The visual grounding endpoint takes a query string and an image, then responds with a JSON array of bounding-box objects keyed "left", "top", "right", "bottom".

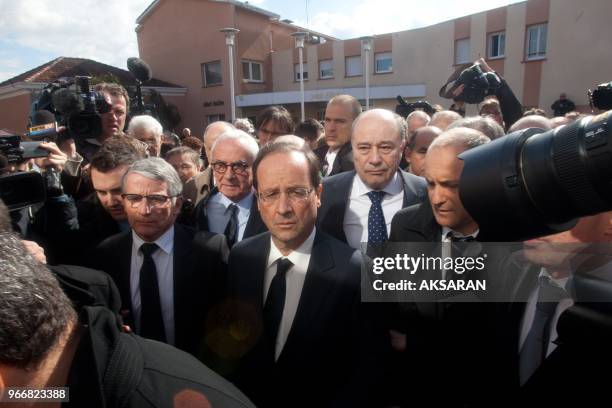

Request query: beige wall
[
  {"left": 0, "top": 93, "right": 31, "bottom": 134},
  {"left": 540, "top": 0, "right": 612, "bottom": 113}
]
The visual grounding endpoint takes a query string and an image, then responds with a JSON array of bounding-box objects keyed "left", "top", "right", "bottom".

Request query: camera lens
[{"left": 458, "top": 110, "right": 612, "bottom": 241}]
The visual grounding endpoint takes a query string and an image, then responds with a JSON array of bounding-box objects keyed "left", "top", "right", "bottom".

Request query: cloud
[
  {"left": 0, "top": 0, "right": 150, "bottom": 81},
  {"left": 296, "top": 0, "right": 521, "bottom": 39}
]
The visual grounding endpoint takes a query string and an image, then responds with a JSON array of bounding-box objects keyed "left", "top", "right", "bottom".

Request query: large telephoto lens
[{"left": 459, "top": 110, "right": 612, "bottom": 241}]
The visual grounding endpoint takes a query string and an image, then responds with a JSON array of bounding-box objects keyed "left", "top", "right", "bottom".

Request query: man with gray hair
[
  {"left": 184, "top": 121, "right": 235, "bottom": 204},
  {"left": 128, "top": 115, "right": 164, "bottom": 157},
  {"left": 429, "top": 110, "right": 462, "bottom": 130},
  {"left": 0, "top": 231, "right": 254, "bottom": 407},
  {"left": 94, "top": 157, "right": 228, "bottom": 354},
  {"left": 196, "top": 129, "right": 267, "bottom": 247},
  {"left": 318, "top": 109, "right": 427, "bottom": 249},
  {"left": 390, "top": 127, "right": 491, "bottom": 242},
  {"left": 406, "top": 110, "right": 431, "bottom": 134},
  {"left": 447, "top": 115, "right": 505, "bottom": 140}
]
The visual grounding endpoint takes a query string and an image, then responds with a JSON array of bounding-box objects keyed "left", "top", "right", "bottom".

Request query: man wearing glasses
[
  {"left": 195, "top": 129, "right": 267, "bottom": 247},
  {"left": 220, "top": 141, "right": 386, "bottom": 407},
  {"left": 94, "top": 157, "right": 228, "bottom": 356}
]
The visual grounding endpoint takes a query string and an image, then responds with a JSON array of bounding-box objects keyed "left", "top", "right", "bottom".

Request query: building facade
[{"left": 136, "top": 0, "right": 612, "bottom": 132}]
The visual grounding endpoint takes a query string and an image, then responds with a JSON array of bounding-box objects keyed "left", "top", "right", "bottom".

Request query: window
[
  {"left": 319, "top": 59, "right": 333, "bottom": 79},
  {"left": 455, "top": 38, "right": 470, "bottom": 64},
  {"left": 488, "top": 32, "right": 505, "bottom": 59},
  {"left": 375, "top": 52, "right": 392, "bottom": 73},
  {"left": 207, "top": 114, "right": 225, "bottom": 125},
  {"left": 241, "top": 60, "right": 263, "bottom": 82},
  {"left": 526, "top": 23, "right": 547, "bottom": 60},
  {"left": 294, "top": 63, "right": 308, "bottom": 81},
  {"left": 345, "top": 55, "right": 362, "bottom": 77},
  {"left": 202, "top": 61, "right": 222, "bottom": 87}
]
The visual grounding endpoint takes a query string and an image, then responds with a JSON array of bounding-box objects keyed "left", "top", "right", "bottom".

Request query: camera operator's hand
[
  {"left": 35, "top": 141, "right": 68, "bottom": 172},
  {"left": 476, "top": 57, "right": 494, "bottom": 73},
  {"left": 21, "top": 239, "right": 47, "bottom": 264},
  {"left": 56, "top": 126, "right": 79, "bottom": 160}
]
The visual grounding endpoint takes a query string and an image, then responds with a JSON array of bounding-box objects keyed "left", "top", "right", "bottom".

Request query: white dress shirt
[
  {"left": 440, "top": 227, "right": 479, "bottom": 279},
  {"left": 324, "top": 147, "right": 339, "bottom": 176},
  {"left": 207, "top": 191, "right": 253, "bottom": 241},
  {"left": 130, "top": 227, "right": 175, "bottom": 345},
  {"left": 519, "top": 268, "right": 574, "bottom": 356},
  {"left": 343, "top": 172, "right": 404, "bottom": 249},
  {"left": 264, "top": 227, "right": 316, "bottom": 360}
]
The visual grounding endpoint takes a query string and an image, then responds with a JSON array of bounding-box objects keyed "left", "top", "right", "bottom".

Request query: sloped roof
[{"left": 0, "top": 57, "right": 183, "bottom": 88}]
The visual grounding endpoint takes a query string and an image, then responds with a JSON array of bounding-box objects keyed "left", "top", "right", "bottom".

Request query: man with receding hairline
[{"left": 315, "top": 94, "right": 362, "bottom": 176}]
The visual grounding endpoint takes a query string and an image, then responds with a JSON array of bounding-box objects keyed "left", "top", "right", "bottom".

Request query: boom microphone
[{"left": 127, "top": 57, "right": 153, "bottom": 82}]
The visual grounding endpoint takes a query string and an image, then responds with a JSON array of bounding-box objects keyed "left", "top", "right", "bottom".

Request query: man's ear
[
  {"left": 173, "top": 196, "right": 184, "bottom": 215},
  {"left": 316, "top": 183, "right": 323, "bottom": 208}
]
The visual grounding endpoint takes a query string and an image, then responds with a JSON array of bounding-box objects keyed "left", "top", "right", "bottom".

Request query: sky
[{"left": 0, "top": 0, "right": 522, "bottom": 83}]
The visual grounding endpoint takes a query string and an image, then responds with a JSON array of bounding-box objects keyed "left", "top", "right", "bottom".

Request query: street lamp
[
  {"left": 220, "top": 27, "right": 240, "bottom": 122},
  {"left": 291, "top": 31, "right": 308, "bottom": 121},
  {"left": 360, "top": 36, "right": 374, "bottom": 110}
]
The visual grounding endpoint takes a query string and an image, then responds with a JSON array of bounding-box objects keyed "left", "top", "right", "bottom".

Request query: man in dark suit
[
  {"left": 94, "top": 157, "right": 227, "bottom": 356},
  {"left": 220, "top": 141, "right": 387, "bottom": 407},
  {"left": 318, "top": 109, "right": 427, "bottom": 249},
  {"left": 195, "top": 129, "right": 267, "bottom": 246},
  {"left": 314, "top": 94, "right": 362, "bottom": 176}
]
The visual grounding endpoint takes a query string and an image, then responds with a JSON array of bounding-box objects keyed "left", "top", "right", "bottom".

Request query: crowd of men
[{"left": 1, "top": 57, "right": 611, "bottom": 408}]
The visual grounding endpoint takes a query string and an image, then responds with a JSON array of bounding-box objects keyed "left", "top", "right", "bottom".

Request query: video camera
[
  {"left": 33, "top": 76, "right": 111, "bottom": 140},
  {"left": 127, "top": 57, "right": 156, "bottom": 117},
  {"left": 589, "top": 82, "right": 612, "bottom": 111},
  {"left": 439, "top": 62, "right": 502, "bottom": 104},
  {"left": 395, "top": 96, "right": 436, "bottom": 117},
  {"left": 458, "top": 110, "right": 612, "bottom": 242}
]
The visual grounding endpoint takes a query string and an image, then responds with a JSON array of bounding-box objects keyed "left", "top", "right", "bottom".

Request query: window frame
[
  {"left": 345, "top": 55, "right": 362, "bottom": 77},
  {"left": 525, "top": 23, "right": 548, "bottom": 61},
  {"left": 455, "top": 38, "right": 471, "bottom": 65},
  {"left": 241, "top": 60, "right": 264, "bottom": 83},
  {"left": 202, "top": 60, "right": 223, "bottom": 87},
  {"left": 487, "top": 31, "right": 506, "bottom": 59},
  {"left": 318, "top": 59, "right": 334, "bottom": 79},
  {"left": 374, "top": 52, "right": 392, "bottom": 74},
  {"left": 294, "top": 63, "right": 309, "bottom": 82}
]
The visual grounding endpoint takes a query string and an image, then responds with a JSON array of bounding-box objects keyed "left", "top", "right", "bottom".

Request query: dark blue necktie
[
  {"left": 139, "top": 243, "right": 166, "bottom": 343},
  {"left": 224, "top": 203, "right": 239, "bottom": 248},
  {"left": 367, "top": 191, "right": 387, "bottom": 246}
]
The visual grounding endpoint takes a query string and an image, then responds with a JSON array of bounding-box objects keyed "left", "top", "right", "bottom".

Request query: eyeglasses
[
  {"left": 257, "top": 187, "right": 313, "bottom": 205},
  {"left": 121, "top": 194, "right": 175, "bottom": 208},
  {"left": 211, "top": 160, "right": 250, "bottom": 174}
]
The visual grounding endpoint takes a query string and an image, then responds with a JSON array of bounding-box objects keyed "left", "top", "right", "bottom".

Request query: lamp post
[
  {"left": 360, "top": 36, "right": 374, "bottom": 110},
  {"left": 291, "top": 31, "right": 308, "bottom": 121},
  {"left": 220, "top": 28, "right": 240, "bottom": 122}
]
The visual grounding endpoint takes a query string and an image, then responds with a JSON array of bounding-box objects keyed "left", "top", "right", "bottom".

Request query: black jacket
[{"left": 314, "top": 142, "right": 354, "bottom": 176}]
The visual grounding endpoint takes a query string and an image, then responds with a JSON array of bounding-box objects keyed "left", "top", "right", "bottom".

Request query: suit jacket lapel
[
  {"left": 196, "top": 186, "right": 219, "bottom": 231},
  {"left": 243, "top": 195, "right": 267, "bottom": 238},
  {"left": 278, "top": 232, "right": 336, "bottom": 361},
  {"left": 115, "top": 231, "right": 134, "bottom": 323},
  {"left": 400, "top": 170, "right": 426, "bottom": 207}
]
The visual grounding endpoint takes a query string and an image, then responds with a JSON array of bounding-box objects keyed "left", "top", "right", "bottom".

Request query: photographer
[
  {"left": 75, "top": 82, "right": 129, "bottom": 163},
  {"left": 1, "top": 140, "right": 79, "bottom": 264}
]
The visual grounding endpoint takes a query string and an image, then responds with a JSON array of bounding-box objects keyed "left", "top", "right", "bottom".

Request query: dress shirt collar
[
  {"left": 267, "top": 227, "right": 316, "bottom": 269},
  {"left": 351, "top": 171, "right": 403, "bottom": 199},
  {"left": 539, "top": 267, "right": 571, "bottom": 291},
  {"left": 215, "top": 190, "right": 254, "bottom": 211},
  {"left": 442, "top": 226, "right": 479, "bottom": 242},
  {"left": 132, "top": 225, "right": 174, "bottom": 255}
]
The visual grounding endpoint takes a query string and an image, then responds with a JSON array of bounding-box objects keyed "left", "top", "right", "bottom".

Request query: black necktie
[
  {"left": 263, "top": 258, "right": 293, "bottom": 360},
  {"left": 139, "top": 243, "right": 166, "bottom": 342},
  {"left": 519, "top": 276, "right": 568, "bottom": 385},
  {"left": 224, "top": 203, "right": 239, "bottom": 248},
  {"left": 367, "top": 191, "right": 388, "bottom": 246}
]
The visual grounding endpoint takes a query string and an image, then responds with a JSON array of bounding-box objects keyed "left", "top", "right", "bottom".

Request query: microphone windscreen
[
  {"left": 127, "top": 57, "right": 153, "bottom": 82},
  {"left": 52, "top": 89, "right": 84, "bottom": 114},
  {"left": 31, "top": 110, "right": 56, "bottom": 126}
]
